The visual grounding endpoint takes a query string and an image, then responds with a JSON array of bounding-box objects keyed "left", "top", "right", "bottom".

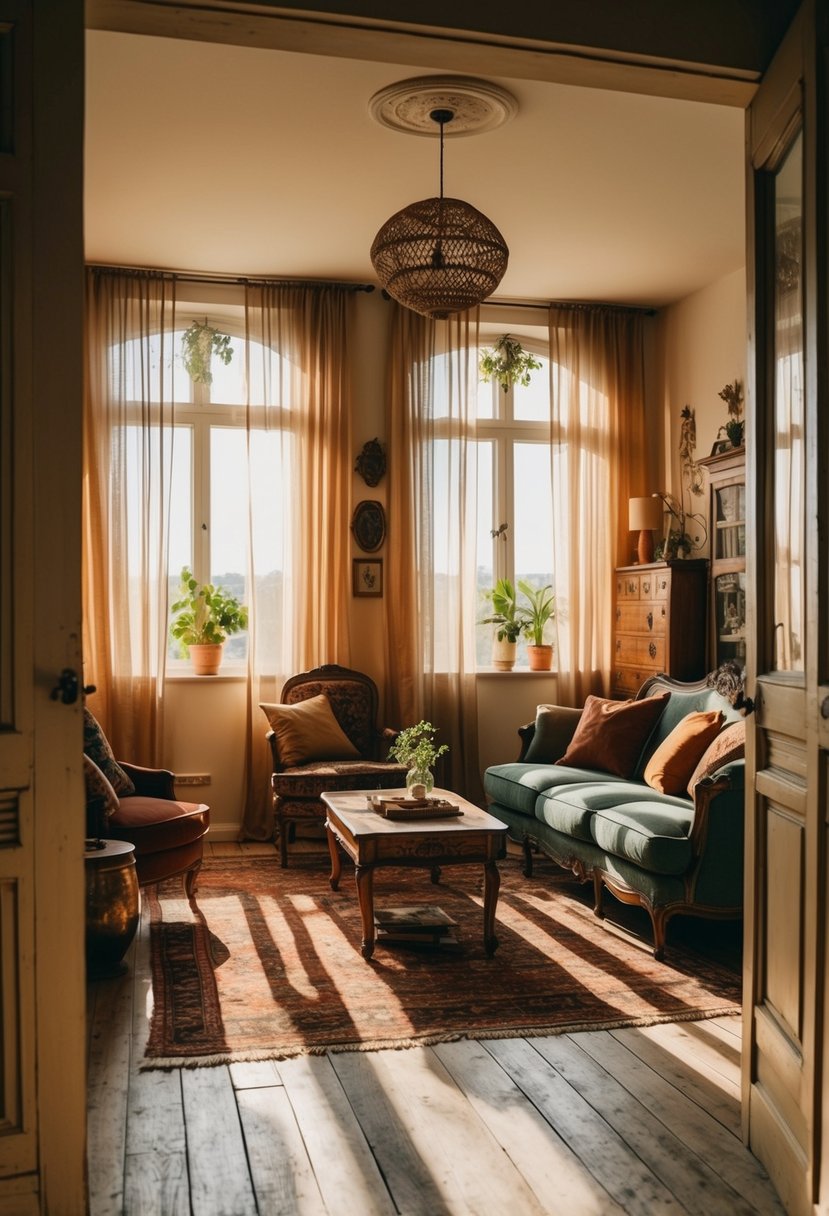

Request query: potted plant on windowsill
[
  {"left": 479, "top": 578, "right": 524, "bottom": 671},
  {"left": 518, "top": 579, "right": 556, "bottom": 671},
  {"left": 170, "top": 567, "right": 248, "bottom": 675}
]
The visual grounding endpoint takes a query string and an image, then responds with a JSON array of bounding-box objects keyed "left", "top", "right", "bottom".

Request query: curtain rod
[
  {"left": 86, "top": 263, "right": 375, "bottom": 293},
  {"left": 483, "top": 297, "right": 657, "bottom": 317}
]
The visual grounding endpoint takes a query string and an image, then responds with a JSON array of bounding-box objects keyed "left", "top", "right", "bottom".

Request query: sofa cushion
[
  {"left": 83, "top": 707, "right": 136, "bottom": 796},
  {"left": 272, "top": 760, "right": 405, "bottom": 799},
  {"left": 643, "top": 709, "right": 725, "bottom": 795},
  {"left": 109, "top": 796, "right": 209, "bottom": 856},
  {"left": 589, "top": 798, "right": 694, "bottom": 874},
  {"left": 524, "top": 705, "right": 583, "bottom": 762},
  {"left": 260, "top": 694, "right": 360, "bottom": 767},
  {"left": 687, "top": 719, "right": 746, "bottom": 794},
  {"left": 535, "top": 780, "right": 638, "bottom": 841},
  {"left": 556, "top": 692, "right": 669, "bottom": 778},
  {"left": 484, "top": 762, "right": 620, "bottom": 818}
]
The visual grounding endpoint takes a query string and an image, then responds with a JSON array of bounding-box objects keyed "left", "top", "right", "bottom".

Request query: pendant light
[{"left": 370, "top": 106, "right": 509, "bottom": 320}]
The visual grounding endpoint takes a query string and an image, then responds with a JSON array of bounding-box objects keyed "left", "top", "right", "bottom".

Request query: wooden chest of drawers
[{"left": 612, "top": 559, "right": 708, "bottom": 698}]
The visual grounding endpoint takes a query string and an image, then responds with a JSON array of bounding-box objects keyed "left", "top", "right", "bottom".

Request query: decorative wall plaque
[
  {"left": 351, "top": 500, "right": 386, "bottom": 552},
  {"left": 355, "top": 438, "right": 386, "bottom": 486}
]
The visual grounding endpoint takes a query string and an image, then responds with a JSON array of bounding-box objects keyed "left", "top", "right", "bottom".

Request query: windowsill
[
  {"left": 476, "top": 668, "right": 558, "bottom": 676},
  {"left": 164, "top": 671, "right": 247, "bottom": 683}
]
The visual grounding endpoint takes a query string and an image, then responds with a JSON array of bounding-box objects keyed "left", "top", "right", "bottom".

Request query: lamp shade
[
  {"left": 629, "top": 497, "right": 663, "bottom": 532},
  {"left": 370, "top": 196, "right": 509, "bottom": 320}
]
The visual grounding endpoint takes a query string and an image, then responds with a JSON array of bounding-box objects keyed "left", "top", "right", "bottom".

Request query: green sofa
[{"left": 483, "top": 674, "right": 745, "bottom": 959}]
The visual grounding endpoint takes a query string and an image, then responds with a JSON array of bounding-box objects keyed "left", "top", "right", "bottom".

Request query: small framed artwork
[{"left": 353, "top": 558, "right": 383, "bottom": 597}]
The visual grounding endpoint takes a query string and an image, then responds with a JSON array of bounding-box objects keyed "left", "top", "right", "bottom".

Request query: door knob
[{"left": 50, "top": 668, "right": 96, "bottom": 705}]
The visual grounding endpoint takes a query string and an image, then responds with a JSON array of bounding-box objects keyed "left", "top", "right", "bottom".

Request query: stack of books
[{"left": 374, "top": 905, "right": 460, "bottom": 949}]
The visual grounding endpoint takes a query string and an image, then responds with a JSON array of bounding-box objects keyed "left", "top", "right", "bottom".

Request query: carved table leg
[
  {"left": 355, "top": 864, "right": 376, "bottom": 960},
  {"left": 326, "top": 826, "right": 342, "bottom": 892},
  {"left": 483, "top": 860, "right": 501, "bottom": 957}
]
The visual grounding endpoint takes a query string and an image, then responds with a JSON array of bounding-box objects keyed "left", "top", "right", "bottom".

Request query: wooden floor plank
[
  {"left": 573, "top": 1029, "right": 782, "bottom": 1214},
  {"left": 277, "top": 1053, "right": 396, "bottom": 1216},
  {"left": 609, "top": 1024, "right": 741, "bottom": 1134},
  {"left": 643, "top": 1019, "right": 741, "bottom": 1088},
  {"left": 537, "top": 1031, "right": 774, "bottom": 1216},
  {"left": 230, "top": 1059, "right": 283, "bottom": 1090},
  {"left": 182, "top": 1066, "right": 258, "bottom": 1216},
  {"left": 484, "top": 1037, "right": 685, "bottom": 1215},
  {"left": 237, "top": 1085, "right": 328, "bottom": 1216},
  {"left": 123, "top": 1150, "right": 190, "bottom": 1216},
  {"left": 86, "top": 958, "right": 134, "bottom": 1216},
  {"left": 333, "top": 1045, "right": 549, "bottom": 1216},
  {"left": 434, "top": 1038, "right": 627, "bottom": 1216}
]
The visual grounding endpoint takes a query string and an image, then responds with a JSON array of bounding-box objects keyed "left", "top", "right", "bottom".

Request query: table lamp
[{"left": 629, "top": 496, "right": 663, "bottom": 564}]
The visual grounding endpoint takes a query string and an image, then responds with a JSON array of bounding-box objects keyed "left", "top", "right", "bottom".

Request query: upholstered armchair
[
  {"left": 83, "top": 709, "right": 209, "bottom": 899},
  {"left": 260, "top": 664, "right": 406, "bottom": 866}
]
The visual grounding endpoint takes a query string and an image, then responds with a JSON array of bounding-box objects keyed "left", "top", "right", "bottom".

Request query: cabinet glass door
[
  {"left": 714, "top": 570, "right": 746, "bottom": 663},
  {"left": 714, "top": 483, "right": 746, "bottom": 559}
]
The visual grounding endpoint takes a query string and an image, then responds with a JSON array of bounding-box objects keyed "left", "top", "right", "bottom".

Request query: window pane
[
  {"left": 514, "top": 442, "right": 554, "bottom": 665},
  {"left": 208, "top": 334, "right": 246, "bottom": 405},
  {"left": 772, "top": 130, "right": 804, "bottom": 672},
  {"left": 476, "top": 373, "right": 495, "bottom": 419},
  {"left": 513, "top": 355, "right": 549, "bottom": 421},
  {"left": 475, "top": 442, "right": 494, "bottom": 668},
  {"left": 114, "top": 332, "right": 177, "bottom": 403}
]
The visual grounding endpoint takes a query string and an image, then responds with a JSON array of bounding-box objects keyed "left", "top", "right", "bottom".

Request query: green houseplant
[
  {"left": 181, "top": 320, "right": 234, "bottom": 386},
  {"left": 716, "top": 379, "right": 744, "bottom": 449},
  {"left": 388, "top": 720, "right": 449, "bottom": 798},
  {"left": 170, "top": 567, "right": 248, "bottom": 675},
  {"left": 479, "top": 578, "right": 524, "bottom": 670},
  {"left": 479, "top": 335, "right": 542, "bottom": 392},
  {"left": 518, "top": 579, "right": 556, "bottom": 670}
]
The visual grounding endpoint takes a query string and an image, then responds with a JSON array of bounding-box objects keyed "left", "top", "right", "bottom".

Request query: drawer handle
[
  {"left": 661, "top": 606, "right": 666, "bottom": 620},
  {"left": 616, "top": 639, "right": 621, "bottom": 652},
  {"left": 649, "top": 642, "right": 657, "bottom": 659},
  {"left": 642, "top": 580, "right": 651, "bottom": 595},
  {"left": 646, "top": 612, "right": 653, "bottom": 630},
  {"left": 628, "top": 580, "right": 636, "bottom": 594},
  {"left": 616, "top": 608, "right": 621, "bottom": 621}
]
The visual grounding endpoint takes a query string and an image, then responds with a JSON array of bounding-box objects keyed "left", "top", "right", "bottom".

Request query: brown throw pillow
[
  {"left": 686, "top": 719, "right": 746, "bottom": 795},
  {"left": 643, "top": 709, "right": 725, "bottom": 795},
  {"left": 260, "top": 693, "right": 360, "bottom": 768},
  {"left": 555, "top": 691, "right": 670, "bottom": 779},
  {"left": 524, "top": 704, "right": 584, "bottom": 763}
]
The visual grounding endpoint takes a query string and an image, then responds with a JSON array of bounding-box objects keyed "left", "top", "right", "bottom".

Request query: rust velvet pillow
[
  {"left": 643, "top": 709, "right": 725, "bottom": 795},
  {"left": 686, "top": 719, "right": 746, "bottom": 795},
  {"left": 259, "top": 693, "right": 360, "bottom": 768},
  {"left": 555, "top": 691, "right": 670, "bottom": 779}
]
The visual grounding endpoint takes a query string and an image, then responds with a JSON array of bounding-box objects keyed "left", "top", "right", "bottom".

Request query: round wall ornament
[{"left": 351, "top": 500, "right": 386, "bottom": 552}]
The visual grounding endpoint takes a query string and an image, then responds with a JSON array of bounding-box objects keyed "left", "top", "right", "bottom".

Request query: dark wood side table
[{"left": 321, "top": 788, "right": 508, "bottom": 961}]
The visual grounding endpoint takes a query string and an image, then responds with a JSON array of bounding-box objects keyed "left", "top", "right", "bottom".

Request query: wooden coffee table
[{"left": 322, "top": 788, "right": 508, "bottom": 960}]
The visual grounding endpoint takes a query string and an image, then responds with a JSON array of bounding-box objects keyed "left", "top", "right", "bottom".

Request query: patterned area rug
[{"left": 143, "top": 853, "right": 741, "bottom": 1068}]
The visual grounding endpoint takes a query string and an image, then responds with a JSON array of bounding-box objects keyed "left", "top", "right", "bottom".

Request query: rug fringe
[{"left": 139, "top": 1005, "right": 739, "bottom": 1071}]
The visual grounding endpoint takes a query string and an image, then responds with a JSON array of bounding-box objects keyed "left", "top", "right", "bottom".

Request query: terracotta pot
[
  {"left": 492, "top": 637, "right": 517, "bottom": 671},
  {"left": 189, "top": 642, "right": 224, "bottom": 676},
  {"left": 527, "top": 644, "right": 554, "bottom": 672}
]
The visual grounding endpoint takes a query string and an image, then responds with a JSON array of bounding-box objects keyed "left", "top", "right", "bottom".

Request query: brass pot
[{"left": 85, "top": 839, "right": 140, "bottom": 979}]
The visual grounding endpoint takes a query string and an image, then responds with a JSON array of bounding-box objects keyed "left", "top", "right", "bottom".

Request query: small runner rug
[{"left": 143, "top": 852, "right": 741, "bottom": 1069}]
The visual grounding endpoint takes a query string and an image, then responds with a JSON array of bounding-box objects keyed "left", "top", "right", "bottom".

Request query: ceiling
[{"left": 85, "top": 28, "right": 747, "bottom": 309}]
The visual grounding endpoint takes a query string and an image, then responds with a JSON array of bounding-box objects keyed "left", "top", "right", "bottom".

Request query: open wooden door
[
  {"left": 0, "top": 2, "right": 86, "bottom": 1211},
  {"left": 743, "top": 2, "right": 828, "bottom": 1211}
]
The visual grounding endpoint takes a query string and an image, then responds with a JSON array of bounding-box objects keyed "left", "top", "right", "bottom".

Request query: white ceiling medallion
[{"left": 369, "top": 75, "right": 518, "bottom": 137}]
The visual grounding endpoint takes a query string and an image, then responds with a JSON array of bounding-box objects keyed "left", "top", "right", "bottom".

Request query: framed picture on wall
[{"left": 353, "top": 558, "right": 383, "bottom": 597}]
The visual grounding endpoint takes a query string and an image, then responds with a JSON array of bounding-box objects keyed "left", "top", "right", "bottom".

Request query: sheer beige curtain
[
  {"left": 384, "top": 303, "right": 483, "bottom": 801},
  {"left": 83, "top": 268, "right": 177, "bottom": 759},
  {"left": 548, "top": 304, "right": 646, "bottom": 704},
  {"left": 240, "top": 284, "right": 353, "bottom": 839}
]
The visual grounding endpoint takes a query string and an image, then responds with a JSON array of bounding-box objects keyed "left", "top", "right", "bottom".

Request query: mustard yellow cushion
[
  {"left": 260, "top": 694, "right": 360, "bottom": 768},
  {"left": 556, "top": 692, "right": 669, "bottom": 779},
  {"left": 644, "top": 709, "right": 725, "bottom": 795},
  {"left": 686, "top": 719, "right": 746, "bottom": 795}
]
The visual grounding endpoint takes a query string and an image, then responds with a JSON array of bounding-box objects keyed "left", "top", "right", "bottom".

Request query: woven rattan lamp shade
[{"left": 370, "top": 195, "right": 509, "bottom": 320}]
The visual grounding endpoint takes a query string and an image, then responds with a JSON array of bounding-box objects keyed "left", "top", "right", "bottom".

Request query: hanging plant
[
  {"left": 479, "top": 334, "right": 542, "bottom": 392},
  {"left": 181, "top": 319, "right": 234, "bottom": 385}
]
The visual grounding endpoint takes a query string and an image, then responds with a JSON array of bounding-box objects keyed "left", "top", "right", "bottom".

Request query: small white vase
[{"left": 492, "top": 637, "right": 517, "bottom": 671}]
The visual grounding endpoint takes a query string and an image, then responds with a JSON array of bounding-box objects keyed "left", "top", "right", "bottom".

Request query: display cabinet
[{"left": 698, "top": 447, "right": 746, "bottom": 669}]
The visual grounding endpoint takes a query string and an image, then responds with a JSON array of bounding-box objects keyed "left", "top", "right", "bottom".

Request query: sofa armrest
[
  {"left": 689, "top": 759, "right": 745, "bottom": 861},
  {"left": 119, "top": 761, "right": 177, "bottom": 800}
]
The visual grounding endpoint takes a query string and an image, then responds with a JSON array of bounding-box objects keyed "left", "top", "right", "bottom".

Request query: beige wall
[
  {"left": 655, "top": 266, "right": 747, "bottom": 556},
  {"left": 165, "top": 275, "right": 748, "bottom": 836}
]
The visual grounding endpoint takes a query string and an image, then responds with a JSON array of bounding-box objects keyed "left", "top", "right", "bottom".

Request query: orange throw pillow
[
  {"left": 643, "top": 709, "right": 725, "bottom": 795},
  {"left": 555, "top": 692, "right": 669, "bottom": 779},
  {"left": 259, "top": 694, "right": 360, "bottom": 767}
]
